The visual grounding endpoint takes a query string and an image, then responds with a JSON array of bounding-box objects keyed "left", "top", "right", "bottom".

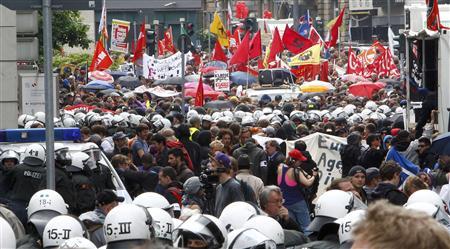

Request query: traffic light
[
  {"left": 146, "top": 29, "right": 155, "bottom": 55},
  {"left": 177, "top": 34, "right": 194, "bottom": 53},
  {"left": 186, "top": 22, "right": 195, "bottom": 36}
]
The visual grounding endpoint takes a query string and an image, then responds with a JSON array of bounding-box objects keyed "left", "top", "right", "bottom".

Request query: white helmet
[
  {"left": 212, "top": 111, "right": 224, "bottom": 121},
  {"left": 349, "top": 114, "right": 364, "bottom": 125},
  {"left": 173, "top": 214, "right": 228, "bottom": 249},
  {"left": 308, "top": 190, "right": 356, "bottom": 232},
  {"left": 365, "top": 101, "right": 378, "bottom": 111},
  {"left": 307, "top": 110, "right": 321, "bottom": 122},
  {"left": 395, "top": 106, "right": 403, "bottom": 114},
  {"left": 101, "top": 114, "right": 113, "bottom": 128},
  {"left": 133, "top": 192, "right": 171, "bottom": 210},
  {"left": 172, "top": 218, "right": 183, "bottom": 230},
  {"left": 74, "top": 112, "right": 87, "bottom": 126},
  {"left": 34, "top": 111, "right": 46, "bottom": 123},
  {"left": 43, "top": 215, "right": 87, "bottom": 248},
  {"left": 262, "top": 107, "right": 273, "bottom": 115},
  {"left": 28, "top": 189, "right": 68, "bottom": 218},
  {"left": 103, "top": 204, "right": 153, "bottom": 245},
  {"left": 377, "top": 105, "right": 392, "bottom": 115},
  {"left": 187, "top": 110, "right": 199, "bottom": 120},
  {"left": 234, "top": 111, "right": 245, "bottom": 122},
  {"left": 253, "top": 110, "right": 263, "bottom": 120},
  {"left": 202, "top": 114, "right": 213, "bottom": 122},
  {"left": 18, "top": 114, "right": 36, "bottom": 127},
  {"left": 0, "top": 149, "right": 20, "bottom": 165},
  {"left": 227, "top": 228, "right": 276, "bottom": 249},
  {"left": 406, "top": 189, "right": 449, "bottom": 215},
  {"left": 68, "top": 152, "right": 90, "bottom": 172},
  {"left": 111, "top": 115, "right": 128, "bottom": 127},
  {"left": 334, "top": 210, "right": 366, "bottom": 245},
  {"left": 23, "top": 144, "right": 46, "bottom": 166},
  {"left": 54, "top": 117, "right": 63, "bottom": 128},
  {"left": 147, "top": 207, "right": 173, "bottom": 241},
  {"left": 343, "top": 104, "right": 357, "bottom": 116},
  {"left": 57, "top": 237, "right": 97, "bottom": 249},
  {"left": 0, "top": 217, "right": 15, "bottom": 249},
  {"left": 219, "top": 202, "right": 260, "bottom": 231},
  {"left": 119, "top": 111, "right": 131, "bottom": 121},
  {"left": 331, "top": 107, "right": 348, "bottom": 119},
  {"left": 241, "top": 116, "right": 255, "bottom": 126},
  {"left": 218, "top": 116, "right": 233, "bottom": 124},
  {"left": 128, "top": 114, "right": 142, "bottom": 128},
  {"left": 61, "top": 117, "right": 76, "bottom": 128},
  {"left": 27, "top": 189, "right": 68, "bottom": 237},
  {"left": 360, "top": 109, "right": 373, "bottom": 119},
  {"left": 405, "top": 202, "right": 450, "bottom": 231},
  {"left": 320, "top": 110, "right": 333, "bottom": 121},
  {"left": 242, "top": 216, "right": 284, "bottom": 246},
  {"left": 223, "top": 111, "right": 234, "bottom": 118},
  {"left": 153, "top": 118, "right": 171, "bottom": 131},
  {"left": 150, "top": 114, "right": 163, "bottom": 123},
  {"left": 369, "top": 112, "right": 386, "bottom": 120},
  {"left": 25, "top": 120, "right": 44, "bottom": 129}
]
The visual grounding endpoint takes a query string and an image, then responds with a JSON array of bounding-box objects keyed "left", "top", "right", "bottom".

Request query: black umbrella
[
  {"left": 154, "top": 77, "right": 188, "bottom": 86},
  {"left": 430, "top": 132, "right": 450, "bottom": 156},
  {"left": 204, "top": 100, "right": 233, "bottom": 110},
  {"left": 234, "top": 104, "right": 251, "bottom": 112},
  {"left": 118, "top": 76, "right": 140, "bottom": 90}
]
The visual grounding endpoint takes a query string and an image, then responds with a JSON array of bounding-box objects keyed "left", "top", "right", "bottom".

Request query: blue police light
[{"left": 0, "top": 128, "right": 81, "bottom": 143}]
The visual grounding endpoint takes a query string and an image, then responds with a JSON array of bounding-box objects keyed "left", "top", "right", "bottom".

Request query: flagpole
[
  {"left": 405, "top": 35, "right": 410, "bottom": 132},
  {"left": 208, "top": 12, "right": 212, "bottom": 53}
]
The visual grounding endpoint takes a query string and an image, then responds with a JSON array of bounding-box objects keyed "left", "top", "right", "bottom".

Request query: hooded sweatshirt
[
  {"left": 340, "top": 133, "right": 362, "bottom": 177},
  {"left": 233, "top": 142, "right": 268, "bottom": 184}
]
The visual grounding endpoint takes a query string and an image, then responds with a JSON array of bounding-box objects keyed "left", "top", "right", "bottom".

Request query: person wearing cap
[
  {"left": 348, "top": 166, "right": 368, "bottom": 204},
  {"left": 182, "top": 176, "right": 206, "bottom": 212},
  {"left": 278, "top": 149, "right": 318, "bottom": 233},
  {"left": 105, "top": 131, "right": 129, "bottom": 159},
  {"left": 79, "top": 189, "right": 124, "bottom": 247},
  {"left": 363, "top": 167, "right": 380, "bottom": 203},
  {"left": 235, "top": 154, "right": 264, "bottom": 202},
  {"left": 212, "top": 152, "right": 245, "bottom": 216}
]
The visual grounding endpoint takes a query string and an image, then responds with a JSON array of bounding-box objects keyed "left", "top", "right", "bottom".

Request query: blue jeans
[{"left": 286, "top": 200, "right": 311, "bottom": 234}]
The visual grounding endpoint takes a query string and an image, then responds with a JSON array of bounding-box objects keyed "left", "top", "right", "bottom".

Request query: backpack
[
  {"left": 293, "top": 167, "right": 318, "bottom": 208},
  {"left": 237, "top": 179, "right": 257, "bottom": 205}
]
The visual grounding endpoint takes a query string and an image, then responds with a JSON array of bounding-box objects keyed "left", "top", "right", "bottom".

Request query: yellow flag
[
  {"left": 210, "top": 12, "right": 229, "bottom": 47},
  {"left": 289, "top": 44, "right": 321, "bottom": 67},
  {"left": 263, "top": 41, "right": 271, "bottom": 68}
]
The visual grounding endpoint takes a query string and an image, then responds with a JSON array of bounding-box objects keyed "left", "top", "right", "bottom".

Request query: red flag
[
  {"left": 195, "top": 75, "right": 204, "bottom": 107},
  {"left": 347, "top": 47, "right": 363, "bottom": 75},
  {"left": 291, "top": 65, "right": 320, "bottom": 81},
  {"left": 164, "top": 26, "right": 177, "bottom": 53},
  {"left": 427, "top": 0, "right": 450, "bottom": 31},
  {"left": 282, "top": 25, "right": 314, "bottom": 54},
  {"left": 309, "top": 26, "right": 324, "bottom": 47},
  {"left": 89, "top": 40, "right": 113, "bottom": 72},
  {"left": 268, "top": 27, "right": 283, "bottom": 63},
  {"left": 326, "top": 7, "right": 346, "bottom": 48},
  {"left": 229, "top": 32, "right": 250, "bottom": 65},
  {"left": 320, "top": 60, "right": 329, "bottom": 82},
  {"left": 378, "top": 49, "right": 400, "bottom": 78},
  {"left": 212, "top": 41, "right": 228, "bottom": 62},
  {"left": 132, "top": 21, "right": 146, "bottom": 62},
  {"left": 158, "top": 40, "right": 166, "bottom": 56},
  {"left": 249, "top": 31, "right": 262, "bottom": 59}
]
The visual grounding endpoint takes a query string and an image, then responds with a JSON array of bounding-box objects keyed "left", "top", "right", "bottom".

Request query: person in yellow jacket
[{"left": 189, "top": 116, "right": 201, "bottom": 141}]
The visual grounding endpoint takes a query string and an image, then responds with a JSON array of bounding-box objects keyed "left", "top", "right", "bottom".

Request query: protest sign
[
  {"left": 214, "top": 70, "right": 230, "bottom": 91},
  {"left": 286, "top": 133, "right": 346, "bottom": 197},
  {"left": 111, "top": 19, "right": 130, "bottom": 53},
  {"left": 143, "top": 52, "right": 191, "bottom": 80}
]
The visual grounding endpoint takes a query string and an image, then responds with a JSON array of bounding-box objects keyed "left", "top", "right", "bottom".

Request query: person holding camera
[
  {"left": 212, "top": 152, "right": 245, "bottom": 217},
  {"left": 277, "top": 149, "right": 318, "bottom": 234}
]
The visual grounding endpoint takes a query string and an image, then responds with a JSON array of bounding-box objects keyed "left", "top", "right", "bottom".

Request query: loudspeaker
[{"left": 258, "top": 69, "right": 294, "bottom": 86}]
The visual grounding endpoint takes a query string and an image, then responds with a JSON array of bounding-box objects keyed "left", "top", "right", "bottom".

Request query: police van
[{"left": 0, "top": 128, "right": 132, "bottom": 203}]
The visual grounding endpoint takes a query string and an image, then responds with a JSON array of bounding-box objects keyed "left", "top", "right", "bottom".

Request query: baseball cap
[
  {"left": 183, "top": 176, "right": 203, "bottom": 195},
  {"left": 288, "top": 149, "right": 307, "bottom": 162},
  {"left": 112, "top": 131, "right": 127, "bottom": 141},
  {"left": 96, "top": 189, "right": 124, "bottom": 206},
  {"left": 214, "top": 152, "right": 231, "bottom": 168}
]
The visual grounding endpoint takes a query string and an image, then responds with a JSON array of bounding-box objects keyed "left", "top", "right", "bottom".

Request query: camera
[{"left": 199, "top": 168, "right": 219, "bottom": 185}]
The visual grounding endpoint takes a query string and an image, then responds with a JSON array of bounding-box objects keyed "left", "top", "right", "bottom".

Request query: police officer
[
  {"left": 0, "top": 149, "right": 20, "bottom": 198},
  {"left": 5, "top": 144, "right": 46, "bottom": 223},
  {"left": 40, "top": 143, "right": 76, "bottom": 213},
  {"left": 67, "top": 151, "right": 96, "bottom": 216},
  {"left": 82, "top": 144, "right": 115, "bottom": 193}
]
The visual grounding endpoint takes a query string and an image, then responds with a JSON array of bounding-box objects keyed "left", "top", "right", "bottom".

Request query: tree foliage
[{"left": 39, "top": 10, "right": 92, "bottom": 51}]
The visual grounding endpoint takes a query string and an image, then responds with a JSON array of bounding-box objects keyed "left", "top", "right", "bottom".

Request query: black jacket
[
  {"left": 71, "top": 172, "right": 96, "bottom": 215},
  {"left": 40, "top": 165, "right": 76, "bottom": 212},
  {"left": 371, "top": 182, "right": 408, "bottom": 206},
  {"left": 90, "top": 163, "right": 115, "bottom": 193},
  {"left": 340, "top": 133, "right": 363, "bottom": 177},
  {"left": 6, "top": 163, "right": 45, "bottom": 203},
  {"left": 267, "top": 151, "right": 285, "bottom": 186},
  {"left": 360, "top": 147, "right": 385, "bottom": 169},
  {"left": 418, "top": 149, "right": 438, "bottom": 170},
  {"left": 180, "top": 138, "right": 202, "bottom": 175}
]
